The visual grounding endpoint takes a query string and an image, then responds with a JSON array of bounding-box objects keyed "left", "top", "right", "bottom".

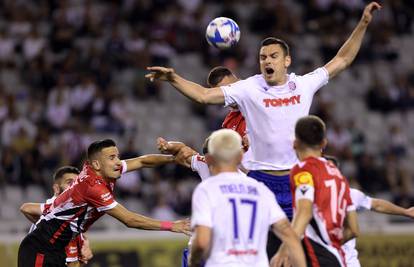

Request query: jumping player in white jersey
[
  {"left": 323, "top": 155, "right": 414, "bottom": 267},
  {"left": 190, "top": 129, "right": 306, "bottom": 267},
  {"left": 146, "top": 1, "right": 381, "bottom": 256}
]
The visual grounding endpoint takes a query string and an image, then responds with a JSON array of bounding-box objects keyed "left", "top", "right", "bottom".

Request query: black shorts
[
  {"left": 18, "top": 232, "right": 66, "bottom": 267},
  {"left": 302, "top": 237, "right": 342, "bottom": 267}
]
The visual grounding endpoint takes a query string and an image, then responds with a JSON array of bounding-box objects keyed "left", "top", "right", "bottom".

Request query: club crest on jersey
[
  {"left": 294, "top": 171, "right": 314, "bottom": 187},
  {"left": 288, "top": 81, "right": 296, "bottom": 91}
]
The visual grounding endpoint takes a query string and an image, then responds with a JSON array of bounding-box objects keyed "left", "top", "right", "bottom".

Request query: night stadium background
[{"left": 0, "top": 0, "right": 413, "bottom": 266}]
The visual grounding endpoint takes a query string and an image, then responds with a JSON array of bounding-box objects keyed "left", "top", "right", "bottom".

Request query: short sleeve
[
  {"left": 350, "top": 188, "right": 372, "bottom": 211},
  {"left": 121, "top": 160, "right": 128, "bottom": 174},
  {"left": 291, "top": 167, "right": 316, "bottom": 202},
  {"left": 300, "top": 67, "right": 329, "bottom": 95},
  {"left": 191, "top": 155, "right": 211, "bottom": 180},
  {"left": 85, "top": 183, "right": 118, "bottom": 212},
  {"left": 65, "top": 238, "right": 79, "bottom": 263},
  {"left": 263, "top": 185, "right": 287, "bottom": 225},
  {"left": 191, "top": 185, "right": 213, "bottom": 228},
  {"left": 220, "top": 79, "right": 249, "bottom": 107}
]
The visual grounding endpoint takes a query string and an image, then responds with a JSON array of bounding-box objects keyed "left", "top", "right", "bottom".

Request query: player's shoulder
[
  {"left": 226, "top": 74, "right": 262, "bottom": 87},
  {"left": 296, "top": 67, "right": 328, "bottom": 79},
  {"left": 292, "top": 157, "right": 322, "bottom": 173}
]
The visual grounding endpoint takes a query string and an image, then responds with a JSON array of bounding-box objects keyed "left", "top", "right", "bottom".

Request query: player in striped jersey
[
  {"left": 18, "top": 139, "right": 190, "bottom": 267},
  {"left": 323, "top": 155, "right": 414, "bottom": 267},
  {"left": 272, "top": 116, "right": 359, "bottom": 267},
  {"left": 20, "top": 166, "right": 92, "bottom": 267}
]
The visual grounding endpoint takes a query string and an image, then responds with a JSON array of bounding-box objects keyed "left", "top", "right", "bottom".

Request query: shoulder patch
[{"left": 294, "top": 171, "right": 314, "bottom": 187}]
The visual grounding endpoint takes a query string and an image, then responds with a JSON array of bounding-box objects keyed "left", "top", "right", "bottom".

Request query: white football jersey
[
  {"left": 191, "top": 172, "right": 287, "bottom": 267},
  {"left": 221, "top": 68, "right": 329, "bottom": 170},
  {"left": 342, "top": 188, "right": 372, "bottom": 267}
]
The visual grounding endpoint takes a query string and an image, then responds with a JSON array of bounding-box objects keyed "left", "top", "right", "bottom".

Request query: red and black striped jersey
[{"left": 290, "top": 157, "right": 355, "bottom": 266}]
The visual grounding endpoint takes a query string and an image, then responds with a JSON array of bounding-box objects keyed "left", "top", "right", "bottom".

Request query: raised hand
[
  {"left": 157, "top": 137, "right": 170, "bottom": 154},
  {"left": 360, "top": 2, "right": 381, "bottom": 25},
  {"left": 172, "top": 218, "right": 192, "bottom": 236},
  {"left": 146, "top": 66, "right": 176, "bottom": 82}
]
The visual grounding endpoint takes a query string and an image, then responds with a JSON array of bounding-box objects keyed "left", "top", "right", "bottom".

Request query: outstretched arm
[
  {"left": 20, "top": 203, "right": 42, "bottom": 223},
  {"left": 157, "top": 137, "right": 186, "bottom": 155},
  {"left": 371, "top": 199, "right": 414, "bottom": 218},
  {"left": 324, "top": 2, "right": 381, "bottom": 78},
  {"left": 157, "top": 137, "right": 198, "bottom": 168},
  {"left": 146, "top": 67, "right": 224, "bottom": 105},
  {"left": 125, "top": 154, "right": 175, "bottom": 172},
  {"left": 105, "top": 203, "right": 191, "bottom": 235}
]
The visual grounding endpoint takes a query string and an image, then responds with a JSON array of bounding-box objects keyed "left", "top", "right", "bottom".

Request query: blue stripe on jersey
[{"left": 247, "top": 171, "right": 293, "bottom": 220}]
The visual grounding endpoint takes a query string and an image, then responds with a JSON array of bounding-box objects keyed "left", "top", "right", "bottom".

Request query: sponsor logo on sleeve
[
  {"left": 100, "top": 192, "right": 112, "bottom": 202},
  {"left": 294, "top": 171, "right": 314, "bottom": 187}
]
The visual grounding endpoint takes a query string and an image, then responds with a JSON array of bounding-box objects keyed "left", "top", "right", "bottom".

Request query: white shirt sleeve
[
  {"left": 350, "top": 188, "right": 372, "bottom": 211},
  {"left": 191, "top": 155, "right": 211, "bottom": 180},
  {"left": 191, "top": 185, "right": 213, "bottom": 228},
  {"left": 220, "top": 79, "right": 249, "bottom": 107},
  {"left": 295, "top": 184, "right": 315, "bottom": 202},
  {"left": 121, "top": 160, "right": 128, "bottom": 174},
  {"left": 300, "top": 67, "right": 329, "bottom": 95},
  {"left": 263, "top": 185, "right": 287, "bottom": 225}
]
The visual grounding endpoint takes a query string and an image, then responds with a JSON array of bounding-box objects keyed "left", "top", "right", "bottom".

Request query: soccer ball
[{"left": 206, "top": 17, "right": 240, "bottom": 49}]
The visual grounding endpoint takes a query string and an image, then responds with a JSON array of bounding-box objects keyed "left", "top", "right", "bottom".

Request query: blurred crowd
[{"left": 0, "top": 0, "right": 413, "bottom": 221}]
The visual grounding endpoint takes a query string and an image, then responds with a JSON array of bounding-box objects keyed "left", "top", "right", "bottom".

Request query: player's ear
[
  {"left": 52, "top": 183, "right": 60, "bottom": 195},
  {"left": 91, "top": 159, "right": 100, "bottom": 170},
  {"left": 321, "top": 138, "right": 328, "bottom": 150},
  {"left": 205, "top": 154, "right": 214, "bottom": 166},
  {"left": 284, "top": 55, "right": 291, "bottom": 68},
  {"left": 293, "top": 139, "right": 298, "bottom": 150}
]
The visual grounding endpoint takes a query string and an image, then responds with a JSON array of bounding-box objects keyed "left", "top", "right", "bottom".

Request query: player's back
[
  {"left": 192, "top": 171, "right": 287, "bottom": 267},
  {"left": 291, "top": 157, "right": 353, "bottom": 265}
]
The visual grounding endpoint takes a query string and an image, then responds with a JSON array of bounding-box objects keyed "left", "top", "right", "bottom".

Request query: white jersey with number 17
[{"left": 191, "top": 172, "right": 287, "bottom": 267}]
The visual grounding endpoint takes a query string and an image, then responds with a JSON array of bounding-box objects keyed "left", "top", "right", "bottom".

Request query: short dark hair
[
  {"left": 323, "top": 155, "right": 340, "bottom": 168},
  {"left": 260, "top": 37, "right": 290, "bottom": 56},
  {"left": 295, "top": 116, "right": 326, "bottom": 147},
  {"left": 53, "top": 166, "right": 80, "bottom": 182},
  {"left": 207, "top": 66, "right": 233, "bottom": 87},
  {"left": 87, "top": 139, "right": 117, "bottom": 160},
  {"left": 202, "top": 137, "right": 210, "bottom": 155}
]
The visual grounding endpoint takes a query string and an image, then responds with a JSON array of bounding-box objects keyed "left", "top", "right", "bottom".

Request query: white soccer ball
[{"left": 206, "top": 17, "right": 240, "bottom": 49}]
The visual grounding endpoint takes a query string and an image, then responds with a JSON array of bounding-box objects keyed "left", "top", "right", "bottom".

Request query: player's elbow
[{"left": 20, "top": 203, "right": 31, "bottom": 215}]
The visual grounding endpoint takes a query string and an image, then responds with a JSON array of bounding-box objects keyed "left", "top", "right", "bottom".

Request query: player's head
[
  {"left": 259, "top": 37, "right": 291, "bottom": 86},
  {"left": 52, "top": 166, "right": 80, "bottom": 195},
  {"left": 294, "top": 116, "right": 327, "bottom": 157},
  {"left": 87, "top": 139, "right": 123, "bottom": 179},
  {"left": 206, "top": 129, "right": 243, "bottom": 168},
  {"left": 207, "top": 66, "right": 238, "bottom": 87}
]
